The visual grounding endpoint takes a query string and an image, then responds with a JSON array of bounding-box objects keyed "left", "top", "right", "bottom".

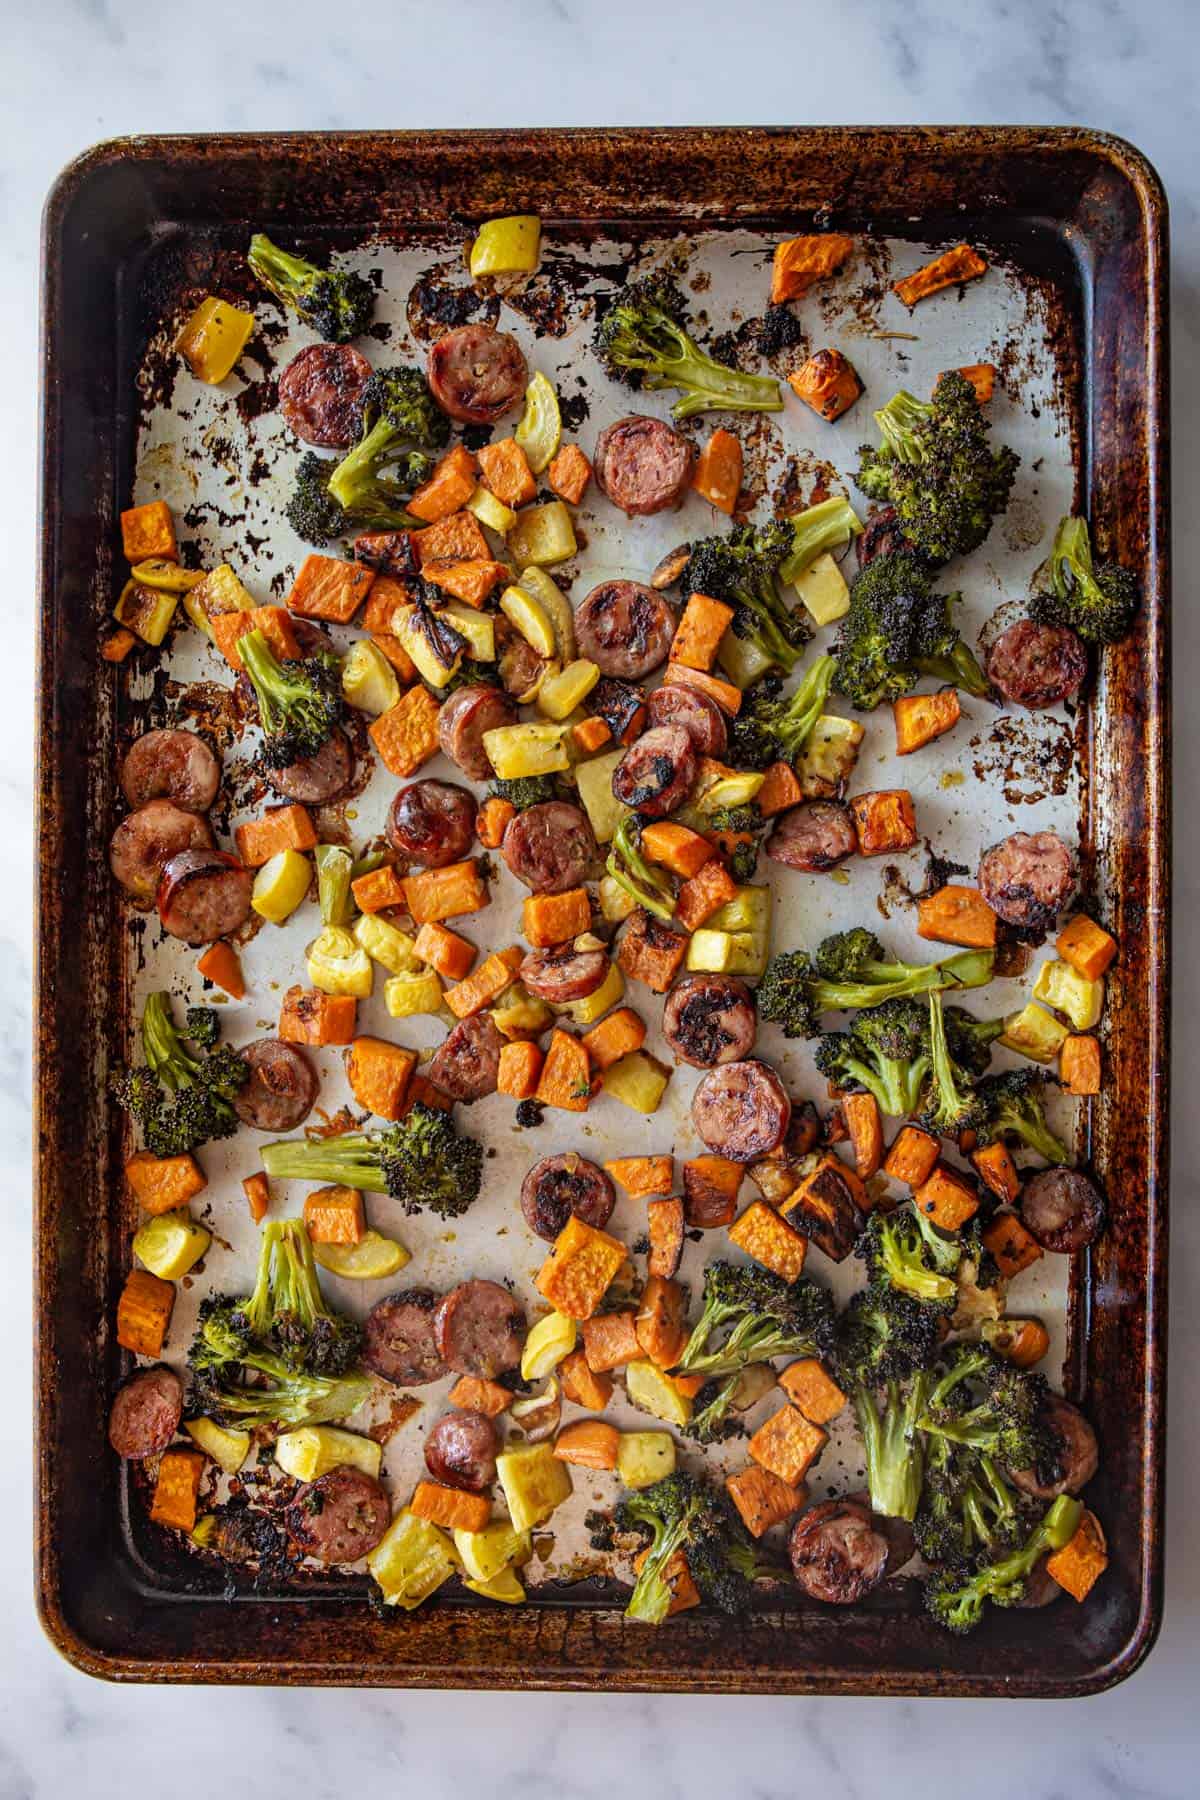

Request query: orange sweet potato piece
[
  {"left": 662, "top": 661, "right": 742, "bottom": 715},
  {"left": 914, "top": 1162, "right": 980, "bottom": 1231},
  {"left": 369, "top": 685, "right": 441, "bottom": 777},
  {"left": 235, "top": 803, "right": 317, "bottom": 868},
  {"left": 351, "top": 865, "right": 408, "bottom": 913},
  {"left": 371, "top": 632, "right": 418, "bottom": 682},
  {"left": 848, "top": 789, "right": 916, "bottom": 856},
  {"left": 547, "top": 443, "right": 592, "bottom": 505},
  {"left": 691, "top": 429, "right": 743, "bottom": 516},
  {"left": 444, "top": 948, "right": 522, "bottom": 1019},
  {"left": 535, "top": 1028, "right": 592, "bottom": 1113},
  {"left": 917, "top": 884, "right": 998, "bottom": 949},
  {"left": 413, "top": 921, "right": 476, "bottom": 981},
  {"left": 242, "top": 1171, "right": 270, "bottom": 1224},
  {"left": 116, "top": 1268, "right": 175, "bottom": 1356},
  {"left": 345, "top": 1037, "right": 417, "bottom": 1120},
  {"left": 646, "top": 1197, "right": 686, "bottom": 1280},
  {"left": 121, "top": 500, "right": 177, "bottom": 563},
  {"left": 476, "top": 796, "right": 516, "bottom": 850},
  {"left": 617, "top": 910, "right": 688, "bottom": 994},
  {"left": 771, "top": 234, "right": 855, "bottom": 303},
  {"left": 971, "top": 1140, "right": 1021, "bottom": 1204},
  {"left": 747, "top": 1405, "right": 828, "bottom": 1485},
  {"left": 408, "top": 449, "right": 479, "bottom": 525},
  {"left": 400, "top": 1073, "right": 454, "bottom": 1116},
  {"left": 683, "top": 1155, "right": 742, "bottom": 1229},
  {"left": 883, "top": 1126, "right": 941, "bottom": 1187},
  {"left": 726, "top": 1465, "right": 805, "bottom": 1538},
  {"left": 1046, "top": 1508, "right": 1108, "bottom": 1602},
  {"left": 286, "top": 553, "right": 374, "bottom": 623},
  {"left": 125, "top": 1150, "right": 207, "bottom": 1215},
  {"left": 553, "top": 1420, "right": 621, "bottom": 1470},
  {"left": 402, "top": 859, "right": 489, "bottom": 924},
  {"left": 209, "top": 603, "right": 301, "bottom": 670},
  {"left": 361, "top": 572, "right": 415, "bottom": 635},
  {"left": 447, "top": 1375, "right": 512, "bottom": 1418},
  {"left": 635, "top": 1276, "right": 689, "bottom": 1369},
  {"left": 1056, "top": 915, "right": 1118, "bottom": 981},
  {"left": 582, "top": 1007, "right": 646, "bottom": 1072},
  {"left": 756, "top": 760, "right": 804, "bottom": 818},
  {"left": 605, "top": 1156, "right": 673, "bottom": 1198},
  {"left": 669, "top": 590, "right": 735, "bottom": 671},
  {"left": 788, "top": 348, "right": 863, "bottom": 421},
  {"left": 303, "top": 1184, "right": 365, "bottom": 1245},
  {"left": 279, "top": 986, "right": 356, "bottom": 1046},
  {"left": 982, "top": 1210, "right": 1045, "bottom": 1278},
  {"left": 675, "top": 859, "right": 738, "bottom": 933},
  {"left": 413, "top": 509, "right": 490, "bottom": 566},
  {"left": 150, "top": 1449, "right": 205, "bottom": 1532},
  {"left": 842, "top": 1091, "right": 883, "bottom": 1178},
  {"left": 893, "top": 687, "right": 961, "bottom": 755},
  {"left": 559, "top": 1348, "right": 613, "bottom": 1411},
  {"left": 523, "top": 888, "right": 591, "bottom": 948},
  {"left": 728, "top": 1200, "right": 809, "bottom": 1283},
  {"left": 570, "top": 715, "right": 612, "bottom": 755},
  {"left": 410, "top": 1480, "right": 491, "bottom": 1533},
  {"left": 780, "top": 1155, "right": 869, "bottom": 1260},
  {"left": 640, "top": 821, "right": 714, "bottom": 878},
  {"left": 580, "top": 1309, "right": 642, "bottom": 1372},
  {"left": 497, "top": 1039, "right": 543, "bottom": 1100},
  {"left": 1061, "top": 1034, "right": 1101, "bottom": 1096},
  {"left": 536, "top": 1214, "right": 628, "bottom": 1321},
  {"left": 778, "top": 1359, "right": 847, "bottom": 1425},
  {"left": 422, "top": 558, "right": 509, "bottom": 609},
  {"left": 197, "top": 941, "right": 245, "bottom": 998},
  {"left": 477, "top": 437, "right": 537, "bottom": 508},
  {"left": 894, "top": 244, "right": 987, "bottom": 307},
  {"left": 101, "top": 627, "right": 138, "bottom": 662}
]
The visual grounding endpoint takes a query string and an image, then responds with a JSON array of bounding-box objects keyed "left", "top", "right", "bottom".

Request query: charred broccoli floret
[
  {"left": 854, "top": 371, "right": 1019, "bottom": 566},
  {"left": 261, "top": 1102, "right": 484, "bottom": 1218},
  {"left": 924, "top": 1496, "right": 1082, "bottom": 1633},
  {"left": 1028, "top": 514, "right": 1138, "bottom": 646},
  {"left": 615, "top": 1471, "right": 777, "bottom": 1623},
  {"left": 192, "top": 1221, "right": 362, "bottom": 1379},
  {"left": 832, "top": 550, "right": 989, "bottom": 711},
  {"left": 595, "top": 272, "right": 783, "bottom": 419},
  {"left": 190, "top": 1346, "right": 371, "bottom": 1431},
  {"left": 681, "top": 523, "right": 810, "bottom": 673},
  {"left": 606, "top": 814, "right": 676, "bottom": 923},
  {"left": 916, "top": 1433, "right": 1031, "bottom": 1566},
  {"left": 238, "top": 627, "right": 343, "bottom": 770},
  {"left": 247, "top": 232, "right": 375, "bottom": 343},
  {"left": 726, "top": 654, "right": 835, "bottom": 769},
  {"left": 974, "top": 1068, "right": 1070, "bottom": 1166},
  {"left": 111, "top": 992, "right": 247, "bottom": 1157},
  {"left": 918, "top": 1344, "right": 1057, "bottom": 1477},
  {"left": 835, "top": 1288, "right": 942, "bottom": 1520},
  {"left": 943, "top": 1005, "right": 1007, "bottom": 1078},
  {"left": 328, "top": 365, "right": 449, "bottom": 515},
  {"left": 813, "top": 996, "right": 931, "bottom": 1117},
  {"left": 703, "top": 804, "right": 765, "bottom": 884},
  {"left": 285, "top": 450, "right": 430, "bottom": 547},
  {"left": 489, "top": 775, "right": 562, "bottom": 811},
  {"left": 677, "top": 1260, "right": 835, "bottom": 1380},
  {"left": 758, "top": 936, "right": 995, "bottom": 1038},
  {"left": 857, "top": 1203, "right": 959, "bottom": 1309},
  {"left": 919, "top": 992, "right": 987, "bottom": 1139}
]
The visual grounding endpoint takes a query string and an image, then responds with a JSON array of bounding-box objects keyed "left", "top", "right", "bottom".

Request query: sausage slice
[
  {"left": 427, "top": 1014, "right": 503, "bottom": 1103},
  {"left": 663, "top": 973, "right": 757, "bottom": 1068},
  {"left": 287, "top": 1466, "right": 391, "bottom": 1565},
  {"left": 645, "top": 683, "right": 728, "bottom": 756},
  {"left": 362, "top": 1289, "right": 448, "bottom": 1386},
  {"left": 501, "top": 801, "right": 598, "bottom": 894},
  {"left": 436, "top": 683, "right": 518, "bottom": 780},
  {"left": 611, "top": 724, "right": 696, "bottom": 818},
  {"left": 434, "top": 1279, "right": 526, "bottom": 1379},
  {"left": 108, "top": 1366, "right": 183, "bottom": 1459},
  {"left": 110, "top": 801, "right": 214, "bottom": 905},
  {"left": 767, "top": 801, "right": 858, "bottom": 872},
  {"left": 157, "top": 849, "right": 253, "bottom": 944},
  {"left": 691, "top": 1060, "right": 792, "bottom": 1162},
  {"left": 1011, "top": 1395, "right": 1099, "bottom": 1500},
  {"left": 520, "top": 1153, "right": 616, "bottom": 1242},
  {"left": 519, "top": 945, "right": 609, "bottom": 1003},
  {"left": 424, "top": 1410, "right": 498, "bottom": 1492},
  {"left": 574, "top": 580, "right": 677, "bottom": 679},
  {"left": 789, "top": 1498, "right": 891, "bottom": 1604},
  {"left": 387, "top": 779, "right": 477, "bottom": 868},
  {"left": 265, "top": 727, "right": 354, "bottom": 806},
  {"left": 987, "top": 619, "right": 1088, "bottom": 711},
  {"left": 594, "top": 415, "right": 694, "bottom": 517},
  {"left": 277, "top": 342, "right": 372, "bottom": 448},
  {"left": 427, "top": 324, "right": 528, "bottom": 425},
  {"left": 978, "top": 830, "right": 1075, "bottom": 934},
  {"left": 233, "top": 1038, "right": 318, "bottom": 1132},
  {"left": 120, "top": 729, "right": 221, "bottom": 814},
  {"left": 1021, "top": 1167, "right": 1105, "bottom": 1252}
]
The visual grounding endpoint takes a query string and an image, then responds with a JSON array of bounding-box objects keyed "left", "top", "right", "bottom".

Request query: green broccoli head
[
  {"left": 286, "top": 450, "right": 429, "bottom": 547},
  {"left": 678, "top": 1259, "right": 836, "bottom": 1378},
  {"left": 112, "top": 992, "right": 247, "bottom": 1157},
  {"left": 974, "top": 1068, "right": 1070, "bottom": 1166},
  {"left": 726, "top": 653, "right": 835, "bottom": 769},
  {"left": 815, "top": 997, "right": 932, "bottom": 1117},
  {"left": 247, "top": 233, "right": 375, "bottom": 343},
  {"left": 682, "top": 523, "right": 810, "bottom": 673},
  {"left": 923, "top": 1496, "right": 1082, "bottom": 1633},
  {"left": 1028, "top": 514, "right": 1138, "bottom": 646},
  {"left": 917, "top": 992, "right": 987, "bottom": 1139},
  {"left": 595, "top": 273, "right": 783, "bottom": 420},
  {"left": 490, "top": 775, "right": 563, "bottom": 811},
  {"left": 755, "top": 949, "right": 820, "bottom": 1039},
  {"left": 262, "top": 1105, "right": 484, "bottom": 1218},
  {"left": 324, "top": 365, "right": 449, "bottom": 521},
  {"left": 238, "top": 628, "right": 343, "bottom": 769},
  {"left": 857, "top": 1203, "right": 959, "bottom": 1308},
  {"left": 832, "top": 550, "right": 989, "bottom": 711}
]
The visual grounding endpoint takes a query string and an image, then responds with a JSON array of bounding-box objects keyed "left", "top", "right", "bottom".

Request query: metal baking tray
[{"left": 35, "top": 127, "right": 1169, "bottom": 1694}]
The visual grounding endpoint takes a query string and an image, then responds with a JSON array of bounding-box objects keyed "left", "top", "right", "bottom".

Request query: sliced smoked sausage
[
  {"left": 277, "top": 342, "right": 372, "bottom": 448},
  {"left": 495, "top": 617, "right": 550, "bottom": 703},
  {"left": 427, "top": 1014, "right": 503, "bottom": 1103},
  {"left": 1021, "top": 1168, "right": 1105, "bottom": 1253},
  {"left": 362, "top": 1289, "right": 448, "bottom": 1386},
  {"left": 110, "top": 801, "right": 214, "bottom": 905},
  {"left": 108, "top": 1366, "right": 183, "bottom": 1459},
  {"left": 857, "top": 505, "right": 913, "bottom": 569},
  {"left": 574, "top": 580, "right": 677, "bottom": 679},
  {"left": 120, "top": 729, "right": 221, "bottom": 814},
  {"left": 265, "top": 727, "right": 354, "bottom": 805},
  {"left": 645, "top": 683, "right": 728, "bottom": 756},
  {"left": 436, "top": 683, "right": 517, "bottom": 780},
  {"left": 287, "top": 1466, "right": 391, "bottom": 1565},
  {"left": 767, "top": 801, "right": 858, "bottom": 872},
  {"left": 233, "top": 1038, "right": 318, "bottom": 1132},
  {"left": 611, "top": 724, "right": 696, "bottom": 819},
  {"left": 434, "top": 1279, "right": 526, "bottom": 1379},
  {"left": 663, "top": 973, "right": 757, "bottom": 1068},
  {"left": 519, "top": 945, "right": 609, "bottom": 1003},
  {"left": 501, "top": 800, "right": 597, "bottom": 894},
  {"left": 978, "top": 830, "right": 1074, "bottom": 934},
  {"left": 424, "top": 1410, "right": 498, "bottom": 1492},
  {"left": 427, "top": 324, "right": 528, "bottom": 425},
  {"left": 157, "top": 849, "right": 252, "bottom": 944},
  {"left": 1011, "top": 1395, "right": 1099, "bottom": 1500},
  {"left": 987, "top": 619, "right": 1087, "bottom": 711},
  {"left": 593, "top": 414, "right": 694, "bottom": 517},
  {"left": 789, "top": 1498, "right": 891, "bottom": 1604},
  {"left": 692, "top": 1060, "right": 792, "bottom": 1162},
  {"left": 520, "top": 1153, "right": 616, "bottom": 1242},
  {"left": 387, "top": 779, "right": 477, "bottom": 868}
]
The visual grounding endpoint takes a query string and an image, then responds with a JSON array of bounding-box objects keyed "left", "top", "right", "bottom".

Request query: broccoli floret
[
  {"left": 918, "top": 1344, "right": 1057, "bottom": 1477},
  {"left": 327, "top": 366, "right": 449, "bottom": 520},
  {"left": 703, "top": 804, "right": 765, "bottom": 884},
  {"left": 616, "top": 1471, "right": 776, "bottom": 1623},
  {"left": 606, "top": 814, "right": 676, "bottom": 924},
  {"left": 595, "top": 273, "right": 783, "bottom": 420},
  {"left": 726, "top": 654, "right": 835, "bottom": 770},
  {"left": 813, "top": 996, "right": 931, "bottom": 1116},
  {"left": 112, "top": 991, "right": 247, "bottom": 1157},
  {"left": 758, "top": 938, "right": 995, "bottom": 1039},
  {"left": 684, "top": 1376, "right": 746, "bottom": 1446},
  {"left": 681, "top": 523, "right": 810, "bottom": 673},
  {"left": 854, "top": 371, "right": 1020, "bottom": 567},
  {"left": 194, "top": 1221, "right": 362, "bottom": 1380},
  {"left": 832, "top": 550, "right": 989, "bottom": 712},
  {"left": 916, "top": 1434, "right": 1031, "bottom": 1566},
  {"left": 261, "top": 1102, "right": 483, "bottom": 1218},
  {"left": 834, "top": 1287, "right": 944, "bottom": 1520},
  {"left": 191, "top": 1349, "right": 371, "bottom": 1432},
  {"left": 778, "top": 495, "right": 864, "bottom": 587},
  {"left": 924, "top": 1496, "right": 1082, "bottom": 1633},
  {"left": 184, "top": 1006, "right": 221, "bottom": 1050},
  {"left": 247, "top": 232, "right": 375, "bottom": 343},
  {"left": 974, "top": 1068, "right": 1070, "bottom": 1166},
  {"left": 238, "top": 627, "right": 343, "bottom": 770},
  {"left": 1028, "top": 514, "right": 1138, "bottom": 646},
  {"left": 918, "top": 992, "right": 987, "bottom": 1139},
  {"left": 490, "top": 775, "right": 563, "bottom": 812},
  {"left": 677, "top": 1260, "right": 834, "bottom": 1380},
  {"left": 857, "top": 1203, "right": 959, "bottom": 1309},
  {"left": 285, "top": 450, "right": 430, "bottom": 547},
  {"left": 943, "top": 1005, "right": 1007, "bottom": 1079}
]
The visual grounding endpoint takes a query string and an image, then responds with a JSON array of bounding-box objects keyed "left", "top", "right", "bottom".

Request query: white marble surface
[{"left": 5, "top": 0, "right": 1197, "bottom": 1792}]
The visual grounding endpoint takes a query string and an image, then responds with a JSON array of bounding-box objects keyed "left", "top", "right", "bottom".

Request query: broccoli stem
[
  {"left": 262, "top": 1134, "right": 387, "bottom": 1192},
  {"left": 646, "top": 345, "right": 783, "bottom": 420},
  {"left": 810, "top": 947, "right": 994, "bottom": 1012},
  {"left": 328, "top": 417, "right": 416, "bottom": 515},
  {"left": 913, "top": 640, "right": 991, "bottom": 698},
  {"left": 141, "top": 991, "right": 202, "bottom": 1092},
  {"left": 247, "top": 235, "right": 317, "bottom": 305},
  {"left": 606, "top": 817, "right": 676, "bottom": 923},
  {"left": 238, "top": 630, "right": 310, "bottom": 736},
  {"left": 779, "top": 497, "right": 864, "bottom": 586},
  {"left": 854, "top": 1376, "right": 929, "bottom": 1520}
]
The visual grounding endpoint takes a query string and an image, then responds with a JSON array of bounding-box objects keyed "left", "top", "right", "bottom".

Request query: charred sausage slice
[
  {"left": 362, "top": 1289, "right": 448, "bottom": 1386},
  {"left": 157, "top": 849, "right": 253, "bottom": 944},
  {"left": 593, "top": 415, "right": 694, "bottom": 517},
  {"left": 978, "top": 830, "right": 1075, "bottom": 934},
  {"left": 663, "top": 973, "right": 757, "bottom": 1068},
  {"left": 501, "top": 801, "right": 598, "bottom": 894},
  {"left": 436, "top": 683, "right": 518, "bottom": 780},
  {"left": 1011, "top": 1395, "right": 1099, "bottom": 1500},
  {"left": 427, "top": 1014, "right": 503, "bottom": 1103},
  {"left": 434, "top": 1279, "right": 526, "bottom": 1379},
  {"left": 110, "top": 801, "right": 214, "bottom": 905},
  {"left": 387, "top": 779, "right": 477, "bottom": 868},
  {"left": 287, "top": 1466, "right": 391, "bottom": 1565},
  {"left": 1020, "top": 1167, "right": 1105, "bottom": 1252},
  {"left": 519, "top": 945, "right": 609, "bottom": 1003},
  {"left": 574, "top": 580, "right": 677, "bottom": 679},
  {"left": 691, "top": 1060, "right": 792, "bottom": 1162},
  {"left": 120, "top": 729, "right": 221, "bottom": 814},
  {"left": 233, "top": 1038, "right": 319, "bottom": 1132},
  {"left": 856, "top": 505, "right": 914, "bottom": 569},
  {"left": 987, "top": 619, "right": 1088, "bottom": 710},
  {"left": 644, "top": 683, "right": 728, "bottom": 756},
  {"left": 495, "top": 617, "right": 550, "bottom": 703},
  {"left": 277, "top": 342, "right": 373, "bottom": 448},
  {"left": 265, "top": 727, "right": 354, "bottom": 806},
  {"left": 611, "top": 725, "right": 696, "bottom": 819},
  {"left": 520, "top": 1153, "right": 616, "bottom": 1242},
  {"left": 767, "top": 801, "right": 858, "bottom": 872},
  {"left": 108, "top": 1366, "right": 183, "bottom": 1459},
  {"left": 427, "top": 324, "right": 528, "bottom": 425},
  {"left": 424, "top": 1410, "right": 498, "bottom": 1492},
  {"left": 788, "top": 1498, "right": 891, "bottom": 1604}
]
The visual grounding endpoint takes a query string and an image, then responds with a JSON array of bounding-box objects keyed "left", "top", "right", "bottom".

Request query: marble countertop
[{"left": 6, "top": 0, "right": 1196, "bottom": 1793}]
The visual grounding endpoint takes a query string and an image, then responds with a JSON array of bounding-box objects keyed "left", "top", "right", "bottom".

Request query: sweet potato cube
[
  {"left": 370, "top": 685, "right": 441, "bottom": 777},
  {"left": 842, "top": 1091, "right": 883, "bottom": 1177},
  {"left": 946, "top": 362, "right": 996, "bottom": 403},
  {"left": 882, "top": 1125, "right": 941, "bottom": 1188},
  {"left": 662, "top": 662, "right": 742, "bottom": 715},
  {"left": 413, "top": 922, "right": 476, "bottom": 981},
  {"left": 1061, "top": 1034, "right": 1102, "bottom": 1096},
  {"left": 497, "top": 1040, "right": 543, "bottom": 1100},
  {"left": 639, "top": 821, "right": 715, "bottom": 878},
  {"left": 121, "top": 500, "right": 177, "bottom": 563},
  {"left": 547, "top": 443, "right": 592, "bottom": 505},
  {"left": 582, "top": 1008, "right": 646, "bottom": 1072},
  {"left": 536, "top": 1215, "right": 628, "bottom": 1321},
  {"left": 279, "top": 986, "right": 356, "bottom": 1046},
  {"left": 893, "top": 688, "right": 961, "bottom": 755},
  {"left": 675, "top": 859, "right": 738, "bottom": 933},
  {"left": 756, "top": 761, "right": 804, "bottom": 819},
  {"left": 371, "top": 632, "right": 418, "bottom": 682},
  {"left": 788, "top": 348, "right": 863, "bottom": 422},
  {"left": 235, "top": 803, "right": 317, "bottom": 868},
  {"left": 633, "top": 1545, "right": 700, "bottom": 1615},
  {"left": 444, "top": 948, "right": 522, "bottom": 1020},
  {"left": 691, "top": 429, "right": 743, "bottom": 515},
  {"left": 849, "top": 788, "right": 916, "bottom": 855},
  {"left": 971, "top": 1141, "right": 1021, "bottom": 1204},
  {"left": 209, "top": 603, "right": 300, "bottom": 670},
  {"left": 559, "top": 1348, "right": 614, "bottom": 1411},
  {"left": 101, "top": 627, "right": 138, "bottom": 663},
  {"left": 116, "top": 1268, "right": 175, "bottom": 1356},
  {"left": 478, "top": 437, "right": 537, "bottom": 508},
  {"left": 780, "top": 1155, "right": 868, "bottom": 1260},
  {"left": 242, "top": 1172, "right": 270, "bottom": 1223},
  {"left": 683, "top": 1155, "right": 742, "bottom": 1229},
  {"left": 571, "top": 715, "right": 611, "bottom": 755},
  {"left": 1046, "top": 1509, "right": 1108, "bottom": 1602},
  {"left": 410, "top": 1479, "right": 491, "bottom": 1534},
  {"left": 402, "top": 859, "right": 489, "bottom": 924},
  {"left": 646, "top": 1197, "right": 686, "bottom": 1279},
  {"left": 303, "top": 1184, "right": 365, "bottom": 1246},
  {"left": 605, "top": 1155, "right": 673, "bottom": 1198},
  {"left": 476, "top": 796, "right": 516, "bottom": 849},
  {"left": 748, "top": 1405, "right": 828, "bottom": 1486},
  {"left": 286, "top": 553, "right": 374, "bottom": 624},
  {"left": 618, "top": 909, "right": 688, "bottom": 993},
  {"left": 554, "top": 1420, "right": 621, "bottom": 1470},
  {"left": 580, "top": 1309, "right": 641, "bottom": 1373},
  {"left": 982, "top": 1210, "right": 1044, "bottom": 1278},
  {"left": 422, "top": 558, "right": 509, "bottom": 609},
  {"left": 125, "top": 1150, "right": 207, "bottom": 1215},
  {"left": 917, "top": 884, "right": 998, "bottom": 949},
  {"left": 725, "top": 1465, "right": 805, "bottom": 1538},
  {"left": 728, "top": 1201, "right": 809, "bottom": 1283},
  {"left": 361, "top": 572, "right": 416, "bottom": 634},
  {"left": 414, "top": 508, "right": 489, "bottom": 566},
  {"left": 523, "top": 888, "right": 591, "bottom": 948},
  {"left": 535, "top": 1028, "right": 592, "bottom": 1113},
  {"left": 448, "top": 1375, "right": 512, "bottom": 1418},
  {"left": 893, "top": 244, "right": 988, "bottom": 307},
  {"left": 778, "top": 1358, "right": 847, "bottom": 1425},
  {"left": 150, "top": 1449, "right": 205, "bottom": 1532},
  {"left": 635, "top": 1276, "right": 689, "bottom": 1369},
  {"left": 409, "top": 449, "right": 479, "bottom": 525},
  {"left": 915, "top": 1162, "right": 980, "bottom": 1232},
  {"left": 771, "top": 234, "right": 855, "bottom": 302},
  {"left": 670, "top": 592, "right": 734, "bottom": 672},
  {"left": 351, "top": 865, "right": 408, "bottom": 913},
  {"left": 1056, "top": 915, "right": 1118, "bottom": 982},
  {"left": 345, "top": 1037, "right": 416, "bottom": 1120}
]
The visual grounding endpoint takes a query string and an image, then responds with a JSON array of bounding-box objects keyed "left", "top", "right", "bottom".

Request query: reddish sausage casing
[{"left": 593, "top": 415, "right": 694, "bottom": 517}]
